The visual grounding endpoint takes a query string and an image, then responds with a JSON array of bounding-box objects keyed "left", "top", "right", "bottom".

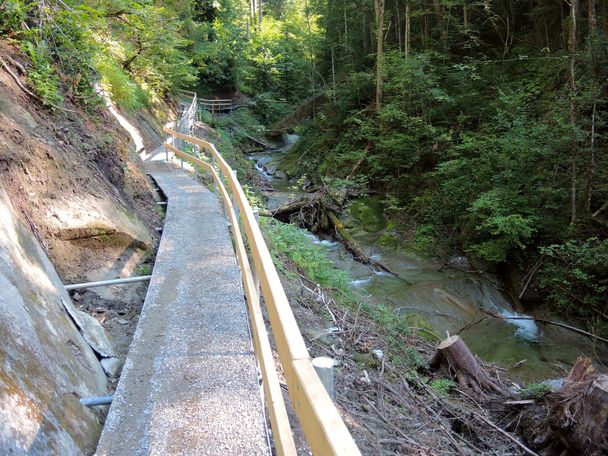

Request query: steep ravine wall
[
  {"left": 0, "top": 185, "right": 109, "bottom": 455},
  {"left": 0, "top": 42, "right": 172, "bottom": 453}
]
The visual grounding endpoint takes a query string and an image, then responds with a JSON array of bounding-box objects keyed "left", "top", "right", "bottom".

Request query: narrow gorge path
[{"left": 96, "top": 145, "right": 269, "bottom": 455}]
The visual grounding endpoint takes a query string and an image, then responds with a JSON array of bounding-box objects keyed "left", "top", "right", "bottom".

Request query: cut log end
[{"left": 429, "top": 335, "right": 505, "bottom": 395}]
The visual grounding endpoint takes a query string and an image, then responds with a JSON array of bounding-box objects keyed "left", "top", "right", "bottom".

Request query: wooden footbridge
[
  {"left": 179, "top": 89, "right": 240, "bottom": 115},
  {"left": 97, "top": 97, "right": 360, "bottom": 455}
]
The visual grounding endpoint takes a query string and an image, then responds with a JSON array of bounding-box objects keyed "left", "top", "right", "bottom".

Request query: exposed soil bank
[{"left": 0, "top": 41, "right": 168, "bottom": 451}]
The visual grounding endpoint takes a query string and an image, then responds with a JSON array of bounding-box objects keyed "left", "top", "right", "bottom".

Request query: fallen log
[
  {"left": 230, "top": 124, "right": 273, "bottom": 149},
  {"left": 429, "top": 335, "right": 505, "bottom": 395},
  {"left": 327, "top": 210, "right": 395, "bottom": 276},
  {"left": 264, "top": 197, "right": 398, "bottom": 276},
  {"left": 535, "top": 356, "right": 608, "bottom": 455},
  {"left": 271, "top": 199, "right": 309, "bottom": 220}
]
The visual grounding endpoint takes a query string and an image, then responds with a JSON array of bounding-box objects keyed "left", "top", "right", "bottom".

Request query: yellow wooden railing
[
  {"left": 163, "top": 127, "right": 361, "bottom": 456},
  {"left": 198, "top": 98, "right": 234, "bottom": 111}
]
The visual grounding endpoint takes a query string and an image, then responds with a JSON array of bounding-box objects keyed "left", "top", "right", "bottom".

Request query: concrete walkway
[{"left": 96, "top": 146, "right": 269, "bottom": 455}]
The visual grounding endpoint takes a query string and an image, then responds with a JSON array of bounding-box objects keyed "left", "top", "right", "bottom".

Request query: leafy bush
[
  {"left": 96, "top": 59, "right": 149, "bottom": 111},
  {"left": 197, "top": 109, "right": 214, "bottom": 125},
  {"left": 539, "top": 238, "right": 608, "bottom": 317},
  {"left": 21, "top": 41, "right": 63, "bottom": 106},
  {"left": 0, "top": 0, "right": 25, "bottom": 35},
  {"left": 233, "top": 108, "right": 265, "bottom": 137},
  {"left": 413, "top": 224, "right": 437, "bottom": 253},
  {"left": 252, "top": 92, "right": 292, "bottom": 125},
  {"left": 430, "top": 378, "right": 457, "bottom": 396}
]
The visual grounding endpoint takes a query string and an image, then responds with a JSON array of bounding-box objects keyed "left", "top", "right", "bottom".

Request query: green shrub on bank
[
  {"left": 539, "top": 238, "right": 608, "bottom": 317},
  {"left": 261, "top": 218, "right": 351, "bottom": 292},
  {"left": 0, "top": 0, "right": 25, "bottom": 35},
  {"left": 261, "top": 218, "right": 436, "bottom": 369},
  {"left": 21, "top": 41, "right": 63, "bottom": 107},
  {"left": 96, "top": 59, "right": 149, "bottom": 111}
]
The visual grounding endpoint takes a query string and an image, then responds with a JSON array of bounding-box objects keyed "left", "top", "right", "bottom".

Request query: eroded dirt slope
[{"left": 0, "top": 41, "right": 169, "bottom": 383}]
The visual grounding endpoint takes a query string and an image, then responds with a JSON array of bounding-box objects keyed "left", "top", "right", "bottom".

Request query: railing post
[{"left": 312, "top": 357, "right": 336, "bottom": 400}]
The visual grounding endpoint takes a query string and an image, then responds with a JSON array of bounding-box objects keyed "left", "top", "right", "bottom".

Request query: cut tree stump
[
  {"left": 536, "top": 356, "right": 608, "bottom": 455},
  {"left": 429, "top": 335, "right": 504, "bottom": 395}
]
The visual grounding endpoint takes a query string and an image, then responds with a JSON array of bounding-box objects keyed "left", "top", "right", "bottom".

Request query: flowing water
[{"left": 251, "top": 138, "right": 608, "bottom": 384}]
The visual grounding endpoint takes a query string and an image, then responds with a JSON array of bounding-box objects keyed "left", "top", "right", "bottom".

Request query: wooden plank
[
  {"left": 164, "top": 143, "right": 213, "bottom": 174},
  {"left": 199, "top": 98, "right": 233, "bottom": 103}
]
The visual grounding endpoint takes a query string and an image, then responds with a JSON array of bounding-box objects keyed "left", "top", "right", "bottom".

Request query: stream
[{"left": 250, "top": 138, "right": 608, "bottom": 384}]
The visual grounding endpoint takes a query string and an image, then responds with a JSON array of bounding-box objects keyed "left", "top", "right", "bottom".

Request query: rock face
[{"left": 0, "top": 185, "right": 109, "bottom": 455}]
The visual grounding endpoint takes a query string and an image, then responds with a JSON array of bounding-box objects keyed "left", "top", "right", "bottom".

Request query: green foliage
[
  {"left": 263, "top": 216, "right": 434, "bottom": 372},
  {"left": 395, "top": 347, "right": 428, "bottom": 372},
  {"left": 233, "top": 108, "right": 265, "bottom": 137},
  {"left": 7, "top": 0, "right": 197, "bottom": 109},
  {"left": 468, "top": 190, "right": 537, "bottom": 262},
  {"left": 430, "top": 379, "right": 457, "bottom": 396},
  {"left": 520, "top": 383, "right": 552, "bottom": 400},
  {"left": 412, "top": 224, "right": 437, "bottom": 253},
  {"left": 252, "top": 92, "right": 292, "bottom": 125},
  {"left": 539, "top": 238, "right": 608, "bottom": 317},
  {"left": 0, "top": 0, "right": 26, "bottom": 35},
  {"left": 21, "top": 41, "right": 63, "bottom": 106},
  {"left": 197, "top": 109, "right": 214, "bottom": 125},
  {"left": 96, "top": 59, "right": 148, "bottom": 110},
  {"left": 262, "top": 218, "right": 351, "bottom": 291},
  {"left": 136, "top": 264, "right": 152, "bottom": 275}
]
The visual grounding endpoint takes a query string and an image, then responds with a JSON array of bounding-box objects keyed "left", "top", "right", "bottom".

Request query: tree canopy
[{"left": 1, "top": 0, "right": 607, "bottom": 318}]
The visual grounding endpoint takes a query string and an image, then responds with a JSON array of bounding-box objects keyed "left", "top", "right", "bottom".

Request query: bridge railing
[
  {"left": 198, "top": 98, "right": 234, "bottom": 114},
  {"left": 163, "top": 127, "right": 361, "bottom": 456}
]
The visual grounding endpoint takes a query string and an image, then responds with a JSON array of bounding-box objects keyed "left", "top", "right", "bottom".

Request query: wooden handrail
[
  {"left": 163, "top": 127, "right": 361, "bottom": 456},
  {"left": 199, "top": 98, "right": 233, "bottom": 103}
]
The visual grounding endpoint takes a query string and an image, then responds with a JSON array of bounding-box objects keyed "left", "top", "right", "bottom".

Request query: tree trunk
[
  {"left": 250, "top": 0, "right": 256, "bottom": 31},
  {"left": 432, "top": 0, "right": 443, "bottom": 30},
  {"left": 463, "top": 0, "right": 468, "bottom": 30},
  {"left": 258, "top": 0, "right": 262, "bottom": 26},
  {"left": 568, "top": 0, "right": 578, "bottom": 224},
  {"left": 536, "top": 357, "right": 608, "bottom": 455},
  {"left": 361, "top": 6, "right": 368, "bottom": 55},
  {"left": 429, "top": 335, "right": 504, "bottom": 395},
  {"left": 304, "top": 0, "right": 316, "bottom": 119},
  {"left": 374, "top": 0, "right": 385, "bottom": 110},
  {"left": 588, "top": 0, "right": 597, "bottom": 35},
  {"left": 331, "top": 47, "right": 337, "bottom": 103},
  {"left": 405, "top": 1, "right": 411, "bottom": 58},
  {"left": 327, "top": 211, "right": 394, "bottom": 274},
  {"left": 585, "top": 101, "right": 597, "bottom": 211},
  {"left": 396, "top": 1, "right": 402, "bottom": 52}
]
